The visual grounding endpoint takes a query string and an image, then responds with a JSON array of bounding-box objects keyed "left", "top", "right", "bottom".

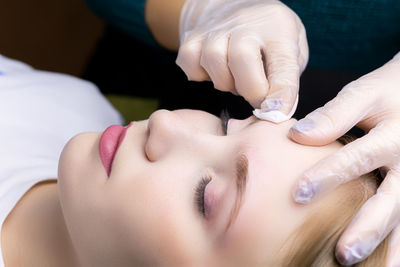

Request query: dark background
[
  {"left": 0, "top": 0, "right": 103, "bottom": 76},
  {"left": 0, "top": 0, "right": 363, "bottom": 136}
]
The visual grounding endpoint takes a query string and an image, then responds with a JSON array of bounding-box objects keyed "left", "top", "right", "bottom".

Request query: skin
[
  {"left": 145, "top": 0, "right": 185, "bottom": 50},
  {"left": 1, "top": 110, "right": 342, "bottom": 266}
]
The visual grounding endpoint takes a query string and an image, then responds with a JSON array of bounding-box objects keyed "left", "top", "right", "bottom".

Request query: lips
[{"left": 99, "top": 122, "right": 133, "bottom": 176}]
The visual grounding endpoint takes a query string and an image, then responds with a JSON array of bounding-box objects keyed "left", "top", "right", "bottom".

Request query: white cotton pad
[{"left": 253, "top": 94, "right": 299, "bottom": 123}]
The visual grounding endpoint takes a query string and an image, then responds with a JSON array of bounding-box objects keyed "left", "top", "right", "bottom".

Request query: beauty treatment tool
[{"left": 253, "top": 94, "right": 299, "bottom": 123}]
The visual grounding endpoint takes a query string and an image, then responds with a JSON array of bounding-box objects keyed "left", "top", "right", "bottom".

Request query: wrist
[{"left": 145, "top": 0, "right": 186, "bottom": 51}]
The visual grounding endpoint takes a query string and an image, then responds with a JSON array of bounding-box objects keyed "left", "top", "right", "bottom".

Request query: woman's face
[{"left": 58, "top": 109, "right": 341, "bottom": 267}]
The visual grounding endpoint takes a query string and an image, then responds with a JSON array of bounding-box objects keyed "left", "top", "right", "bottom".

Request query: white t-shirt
[{"left": 0, "top": 55, "right": 124, "bottom": 267}]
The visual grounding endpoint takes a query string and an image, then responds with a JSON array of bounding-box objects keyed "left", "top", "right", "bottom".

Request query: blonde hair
[{"left": 282, "top": 136, "right": 389, "bottom": 266}]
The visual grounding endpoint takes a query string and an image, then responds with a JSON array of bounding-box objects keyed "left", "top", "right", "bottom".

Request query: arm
[
  {"left": 145, "top": 0, "right": 185, "bottom": 51},
  {"left": 123, "top": 0, "right": 309, "bottom": 113}
]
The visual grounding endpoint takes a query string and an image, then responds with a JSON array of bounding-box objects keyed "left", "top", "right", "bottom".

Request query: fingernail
[
  {"left": 293, "top": 179, "right": 316, "bottom": 204},
  {"left": 337, "top": 241, "right": 377, "bottom": 265},
  {"left": 291, "top": 118, "right": 314, "bottom": 133},
  {"left": 261, "top": 98, "right": 282, "bottom": 112}
]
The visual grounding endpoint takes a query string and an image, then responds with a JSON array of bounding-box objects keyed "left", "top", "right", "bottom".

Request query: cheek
[
  {"left": 103, "top": 166, "right": 210, "bottom": 264},
  {"left": 58, "top": 132, "right": 108, "bottom": 235},
  {"left": 58, "top": 132, "right": 106, "bottom": 198}
]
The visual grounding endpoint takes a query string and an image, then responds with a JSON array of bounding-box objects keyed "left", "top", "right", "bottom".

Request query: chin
[{"left": 58, "top": 132, "right": 103, "bottom": 200}]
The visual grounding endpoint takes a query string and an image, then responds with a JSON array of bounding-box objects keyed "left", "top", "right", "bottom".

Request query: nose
[
  {"left": 227, "top": 115, "right": 257, "bottom": 135},
  {"left": 145, "top": 110, "right": 194, "bottom": 161}
]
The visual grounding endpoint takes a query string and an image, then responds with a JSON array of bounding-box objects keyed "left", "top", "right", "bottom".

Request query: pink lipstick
[{"left": 99, "top": 122, "right": 133, "bottom": 176}]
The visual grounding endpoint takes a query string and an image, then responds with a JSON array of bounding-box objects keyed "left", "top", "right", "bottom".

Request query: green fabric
[
  {"left": 281, "top": 0, "right": 400, "bottom": 73},
  {"left": 106, "top": 95, "right": 158, "bottom": 123},
  {"left": 86, "top": 0, "right": 400, "bottom": 73},
  {"left": 85, "top": 0, "right": 159, "bottom": 47}
]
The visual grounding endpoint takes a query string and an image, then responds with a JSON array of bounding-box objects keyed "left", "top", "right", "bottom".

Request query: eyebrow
[{"left": 225, "top": 153, "right": 248, "bottom": 232}]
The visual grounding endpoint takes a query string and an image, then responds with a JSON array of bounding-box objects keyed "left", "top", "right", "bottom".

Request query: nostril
[
  {"left": 144, "top": 142, "right": 155, "bottom": 162},
  {"left": 144, "top": 119, "right": 173, "bottom": 162},
  {"left": 146, "top": 109, "right": 191, "bottom": 161},
  {"left": 144, "top": 127, "right": 158, "bottom": 162}
]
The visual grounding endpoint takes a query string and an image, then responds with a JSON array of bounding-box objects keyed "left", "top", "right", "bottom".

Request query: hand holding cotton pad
[{"left": 253, "top": 94, "right": 299, "bottom": 123}]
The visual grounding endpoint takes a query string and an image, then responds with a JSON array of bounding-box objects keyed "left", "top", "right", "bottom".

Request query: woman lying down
[{"left": 0, "top": 54, "right": 390, "bottom": 267}]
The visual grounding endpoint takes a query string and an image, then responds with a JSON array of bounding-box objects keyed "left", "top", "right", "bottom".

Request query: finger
[
  {"left": 293, "top": 122, "right": 400, "bottom": 203},
  {"left": 387, "top": 224, "right": 400, "bottom": 267},
  {"left": 228, "top": 31, "right": 269, "bottom": 108},
  {"left": 335, "top": 170, "right": 400, "bottom": 265},
  {"left": 260, "top": 40, "right": 301, "bottom": 115},
  {"left": 393, "top": 51, "right": 400, "bottom": 60},
  {"left": 176, "top": 37, "right": 209, "bottom": 81},
  {"left": 289, "top": 80, "right": 378, "bottom": 146},
  {"left": 297, "top": 24, "right": 309, "bottom": 73},
  {"left": 200, "top": 32, "right": 235, "bottom": 92}
]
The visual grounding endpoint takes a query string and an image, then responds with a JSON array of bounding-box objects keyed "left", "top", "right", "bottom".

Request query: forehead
[{"left": 220, "top": 119, "right": 342, "bottom": 264}]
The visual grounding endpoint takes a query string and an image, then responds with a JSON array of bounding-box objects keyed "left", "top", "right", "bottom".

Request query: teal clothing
[
  {"left": 86, "top": 0, "right": 400, "bottom": 74},
  {"left": 281, "top": 0, "right": 400, "bottom": 73},
  {"left": 85, "top": 0, "right": 158, "bottom": 47}
]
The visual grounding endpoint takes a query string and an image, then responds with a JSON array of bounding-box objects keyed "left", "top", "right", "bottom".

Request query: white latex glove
[
  {"left": 176, "top": 0, "right": 308, "bottom": 115},
  {"left": 289, "top": 51, "right": 400, "bottom": 266}
]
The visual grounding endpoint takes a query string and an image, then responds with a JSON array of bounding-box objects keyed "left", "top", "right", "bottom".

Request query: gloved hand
[
  {"left": 289, "top": 51, "right": 400, "bottom": 266},
  {"left": 176, "top": 0, "right": 308, "bottom": 113}
]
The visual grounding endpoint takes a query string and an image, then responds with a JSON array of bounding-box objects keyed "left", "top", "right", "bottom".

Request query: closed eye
[
  {"left": 195, "top": 176, "right": 211, "bottom": 217},
  {"left": 219, "top": 110, "right": 231, "bottom": 135}
]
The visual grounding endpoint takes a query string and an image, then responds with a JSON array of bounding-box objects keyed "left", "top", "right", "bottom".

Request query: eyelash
[
  {"left": 220, "top": 109, "right": 231, "bottom": 135},
  {"left": 195, "top": 110, "right": 231, "bottom": 217},
  {"left": 195, "top": 176, "right": 212, "bottom": 217}
]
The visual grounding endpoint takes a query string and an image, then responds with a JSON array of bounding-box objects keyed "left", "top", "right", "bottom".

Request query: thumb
[
  {"left": 252, "top": 42, "right": 302, "bottom": 123},
  {"left": 289, "top": 83, "right": 376, "bottom": 146},
  {"left": 263, "top": 41, "right": 301, "bottom": 115}
]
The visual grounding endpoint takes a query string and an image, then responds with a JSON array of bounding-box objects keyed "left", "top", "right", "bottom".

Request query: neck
[{"left": 1, "top": 180, "right": 80, "bottom": 267}]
